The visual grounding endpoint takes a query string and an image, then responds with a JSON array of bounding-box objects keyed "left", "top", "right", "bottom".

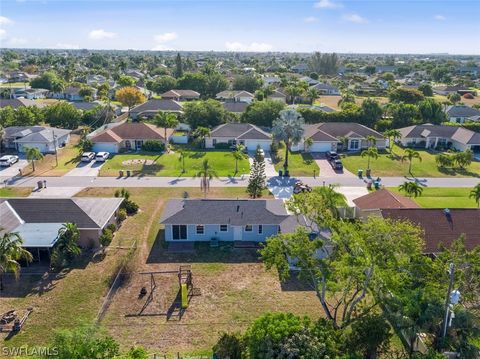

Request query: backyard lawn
[
  {"left": 99, "top": 149, "right": 250, "bottom": 177},
  {"left": 273, "top": 150, "right": 319, "bottom": 176},
  {"left": 341, "top": 144, "right": 480, "bottom": 178},
  {"left": 390, "top": 187, "right": 479, "bottom": 208}
]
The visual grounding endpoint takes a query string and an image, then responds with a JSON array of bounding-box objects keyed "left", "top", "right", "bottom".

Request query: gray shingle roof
[
  {"left": 211, "top": 123, "right": 271, "bottom": 140},
  {"left": 0, "top": 99, "right": 46, "bottom": 109},
  {"left": 160, "top": 199, "right": 291, "bottom": 226},
  {"left": 304, "top": 123, "right": 383, "bottom": 141},
  {"left": 12, "top": 127, "right": 71, "bottom": 143},
  {"left": 446, "top": 105, "right": 480, "bottom": 118},
  {"left": 222, "top": 102, "right": 249, "bottom": 113},
  {"left": 398, "top": 124, "right": 480, "bottom": 145},
  {"left": 131, "top": 99, "right": 184, "bottom": 115}
]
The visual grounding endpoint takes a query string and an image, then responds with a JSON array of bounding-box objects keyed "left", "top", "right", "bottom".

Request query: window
[
  {"left": 245, "top": 225, "right": 253, "bottom": 232},
  {"left": 258, "top": 225, "right": 263, "bottom": 234},
  {"left": 196, "top": 225, "right": 204, "bottom": 235},
  {"left": 349, "top": 139, "right": 359, "bottom": 150},
  {"left": 172, "top": 225, "right": 187, "bottom": 240},
  {"left": 220, "top": 225, "right": 228, "bottom": 232},
  {"left": 212, "top": 139, "right": 217, "bottom": 146}
]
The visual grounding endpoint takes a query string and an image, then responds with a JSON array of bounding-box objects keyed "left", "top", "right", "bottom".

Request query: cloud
[
  {"left": 225, "top": 41, "right": 273, "bottom": 52},
  {"left": 434, "top": 15, "right": 446, "bottom": 21},
  {"left": 0, "top": 29, "right": 6, "bottom": 39},
  {"left": 304, "top": 16, "right": 318, "bottom": 23},
  {"left": 7, "top": 37, "right": 27, "bottom": 45},
  {"left": 56, "top": 43, "right": 80, "bottom": 49},
  {"left": 0, "top": 16, "right": 14, "bottom": 26},
  {"left": 342, "top": 13, "right": 368, "bottom": 24},
  {"left": 154, "top": 32, "right": 177, "bottom": 42},
  {"left": 88, "top": 29, "right": 117, "bottom": 40},
  {"left": 314, "top": 0, "right": 343, "bottom": 9}
]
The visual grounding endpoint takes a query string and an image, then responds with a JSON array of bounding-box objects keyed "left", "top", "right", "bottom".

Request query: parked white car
[
  {"left": 0, "top": 155, "right": 19, "bottom": 167},
  {"left": 95, "top": 152, "right": 110, "bottom": 162},
  {"left": 81, "top": 152, "right": 96, "bottom": 162}
]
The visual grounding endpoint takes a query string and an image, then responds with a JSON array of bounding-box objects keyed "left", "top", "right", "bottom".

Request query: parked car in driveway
[
  {"left": 81, "top": 152, "right": 95, "bottom": 162},
  {"left": 330, "top": 159, "right": 343, "bottom": 171},
  {"left": 0, "top": 155, "right": 19, "bottom": 167},
  {"left": 326, "top": 151, "right": 339, "bottom": 161},
  {"left": 95, "top": 152, "right": 110, "bottom": 162}
]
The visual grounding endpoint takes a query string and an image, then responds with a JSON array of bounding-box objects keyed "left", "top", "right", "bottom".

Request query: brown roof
[
  {"left": 381, "top": 208, "right": 480, "bottom": 253},
  {"left": 91, "top": 122, "right": 174, "bottom": 142},
  {"left": 161, "top": 89, "right": 200, "bottom": 98},
  {"left": 353, "top": 189, "right": 420, "bottom": 210}
]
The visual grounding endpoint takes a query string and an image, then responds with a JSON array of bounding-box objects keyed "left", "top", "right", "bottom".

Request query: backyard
[
  {"left": 2, "top": 186, "right": 321, "bottom": 357},
  {"left": 341, "top": 144, "right": 480, "bottom": 178},
  {"left": 390, "top": 187, "right": 480, "bottom": 208},
  {"left": 273, "top": 150, "right": 319, "bottom": 176},
  {"left": 99, "top": 148, "right": 250, "bottom": 177}
]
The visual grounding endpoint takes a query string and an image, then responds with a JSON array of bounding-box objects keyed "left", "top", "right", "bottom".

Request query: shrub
[
  {"left": 213, "top": 333, "right": 243, "bottom": 359},
  {"left": 107, "top": 223, "right": 116, "bottom": 233},
  {"left": 123, "top": 200, "right": 139, "bottom": 215},
  {"left": 142, "top": 140, "right": 165, "bottom": 152},
  {"left": 99, "top": 228, "right": 113, "bottom": 247},
  {"left": 463, "top": 93, "right": 474, "bottom": 99},
  {"left": 117, "top": 208, "right": 127, "bottom": 222},
  {"left": 214, "top": 142, "right": 231, "bottom": 150}
]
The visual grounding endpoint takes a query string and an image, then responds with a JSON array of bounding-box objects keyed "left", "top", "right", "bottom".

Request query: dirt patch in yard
[{"left": 121, "top": 159, "right": 156, "bottom": 166}]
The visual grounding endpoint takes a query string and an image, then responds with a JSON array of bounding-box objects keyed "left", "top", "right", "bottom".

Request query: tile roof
[
  {"left": 211, "top": 123, "right": 271, "bottom": 140},
  {"left": 353, "top": 189, "right": 420, "bottom": 210},
  {"left": 91, "top": 122, "right": 174, "bottom": 142},
  {"left": 381, "top": 208, "right": 480, "bottom": 253}
]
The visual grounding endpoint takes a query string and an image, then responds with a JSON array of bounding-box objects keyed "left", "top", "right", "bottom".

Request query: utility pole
[
  {"left": 53, "top": 130, "right": 58, "bottom": 167},
  {"left": 441, "top": 263, "right": 455, "bottom": 344}
]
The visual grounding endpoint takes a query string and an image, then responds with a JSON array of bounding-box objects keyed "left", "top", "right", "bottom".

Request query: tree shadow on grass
[
  {"left": 133, "top": 164, "right": 165, "bottom": 178},
  {"left": 301, "top": 153, "right": 314, "bottom": 165},
  {"left": 437, "top": 166, "right": 480, "bottom": 178},
  {"left": 188, "top": 151, "right": 206, "bottom": 159}
]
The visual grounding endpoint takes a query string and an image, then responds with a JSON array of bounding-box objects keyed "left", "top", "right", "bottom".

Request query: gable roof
[
  {"left": 4, "top": 126, "right": 71, "bottom": 143},
  {"left": 160, "top": 89, "right": 200, "bottom": 98},
  {"left": 445, "top": 105, "right": 480, "bottom": 118},
  {"left": 222, "top": 102, "right": 249, "bottom": 113},
  {"left": 311, "top": 83, "right": 339, "bottom": 91},
  {"left": 210, "top": 123, "right": 271, "bottom": 140},
  {"left": 160, "top": 199, "right": 292, "bottom": 226},
  {"left": 381, "top": 208, "right": 480, "bottom": 253},
  {"left": 216, "top": 90, "right": 254, "bottom": 99},
  {"left": 91, "top": 122, "right": 173, "bottom": 142},
  {"left": 398, "top": 124, "right": 480, "bottom": 145},
  {"left": 304, "top": 123, "right": 384, "bottom": 142},
  {"left": 353, "top": 189, "right": 420, "bottom": 210},
  {"left": 130, "top": 99, "right": 183, "bottom": 115},
  {"left": 0, "top": 198, "right": 123, "bottom": 230}
]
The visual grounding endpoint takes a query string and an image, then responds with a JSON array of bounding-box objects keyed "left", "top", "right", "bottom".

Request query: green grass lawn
[
  {"left": 99, "top": 149, "right": 250, "bottom": 177},
  {"left": 0, "top": 187, "right": 32, "bottom": 197},
  {"left": 341, "top": 144, "right": 480, "bottom": 178},
  {"left": 390, "top": 187, "right": 479, "bottom": 208},
  {"left": 273, "top": 150, "right": 319, "bottom": 176}
]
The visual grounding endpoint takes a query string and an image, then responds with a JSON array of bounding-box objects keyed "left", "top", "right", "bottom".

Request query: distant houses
[
  {"left": 216, "top": 90, "right": 255, "bottom": 104},
  {"left": 129, "top": 99, "right": 184, "bottom": 120},
  {"left": 160, "top": 89, "right": 200, "bottom": 101},
  {"left": 445, "top": 105, "right": 480, "bottom": 123}
]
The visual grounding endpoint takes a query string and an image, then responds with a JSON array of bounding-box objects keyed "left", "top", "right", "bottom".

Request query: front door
[
  {"left": 135, "top": 140, "right": 143, "bottom": 150},
  {"left": 233, "top": 226, "right": 242, "bottom": 241}
]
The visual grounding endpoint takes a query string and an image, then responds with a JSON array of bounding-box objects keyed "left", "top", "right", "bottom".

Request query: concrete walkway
[
  {"left": 29, "top": 186, "right": 84, "bottom": 198},
  {"left": 1, "top": 174, "right": 479, "bottom": 189}
]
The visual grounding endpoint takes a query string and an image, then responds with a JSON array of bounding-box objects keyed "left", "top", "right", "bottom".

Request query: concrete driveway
[
  {"left": 311, "top": 153, "right": 356, "bottom": 178},
  {"left": 335, "top": 186, "right": 369, "bottom": 207},
  {"left": 0, "top": 159, "right": 29, "bottom": 177},
  {"left": 248, "top": 151, "right": 278, "bottom": 177},
  {"left": 64, "top": 161, "right": 104, "bottom": 177}
]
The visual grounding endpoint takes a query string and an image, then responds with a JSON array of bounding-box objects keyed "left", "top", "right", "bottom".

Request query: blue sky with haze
[{"left": 1, "top": 0, "right": 478, "bottom": 54}]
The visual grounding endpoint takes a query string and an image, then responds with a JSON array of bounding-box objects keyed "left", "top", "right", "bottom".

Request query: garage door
[
  {"left": 245, "top": 141, "right": 271, "bottom": 151},
  {"left": 310, "top": 142, "right": 333, "bottom": 153},
  {"left": 92, "top": 143, "right": 118, "bottom": 153}
]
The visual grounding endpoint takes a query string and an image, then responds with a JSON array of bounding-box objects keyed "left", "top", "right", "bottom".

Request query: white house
[
  {"left": 3, "top": 126, "right": 71, "bottom": 154},
  {"left": 445, "top": 105, "right": 480, "bottom": 123},
  {"left": 205, "top": 123, "right": 272, "bottom": 151},
  {"left": 216, "top": 90, "right": 254, "bottom": 104},
  {"left": 13, "top": 88, "right": 49, "bottom": 100},
  {"left": 310, "top": 83, "right": 340, "bottom": 96}
]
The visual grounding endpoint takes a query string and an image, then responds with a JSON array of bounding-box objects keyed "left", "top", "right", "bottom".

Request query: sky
[{"left": 0, "top": 0, "right": 479, "bottom": 54}]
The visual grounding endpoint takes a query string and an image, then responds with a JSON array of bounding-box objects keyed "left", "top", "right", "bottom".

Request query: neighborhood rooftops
[
  {"left": 160, "top": 89, "right": 200, "bottom": 98},
  {"left": 216, "top": 90, "right": 254, "bottom": 99},
  {"left": 0, "top": 98, "right": 46, "bottom": 109},
  {"left": 380, "top": 208, "right": 480, "bottom": 253},
  {"left": 398, "top": 124, "right": 480, "bottom": 145},
  {"left": 445, "top": 105, "right": 480, "bottom": 119},
  {"left": 90, "top": 122, "right": 174, "bottom": 143},
  {"left": 210, "top": 123, "right": 271, "bottom": 140},
  {"left": 160, "top": 198, "right": 302, "bottom": 232},
  {"left": 130, "top": 99, "right": 184, "bottom": 116}
]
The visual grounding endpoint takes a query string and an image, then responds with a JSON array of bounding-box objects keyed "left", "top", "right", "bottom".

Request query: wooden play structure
[{"left": 136, "top": 265, "right": 200, "bottom": 318}]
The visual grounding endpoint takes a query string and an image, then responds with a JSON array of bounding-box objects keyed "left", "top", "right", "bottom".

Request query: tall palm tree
[
  {"left": 401, "top": 149, "right": 422, "bottom": 176},
  {"left": 232, "top": 144, "right": 246, "bottom": 175},
  {"left": 384, "top": 129, "right": 401, "bottom": 154},
  {"left": 285, "top": 85, "right": 303, "bottom": 105},
  {"left": 272, "top": 109, "right": 305, "bottom": 174},
  {"left": 178, "top": 149, "right": 186, "bottom": 174},
  {"left": 361, "top": 147, "right": 379, "bottom": 171},
  {"left": 316, "top": 185, "right": 347, "bottom": 219},
  {"left": 469, "top": 183, "right": 480, "bottom": 207},
  {"left": 194, "top": 159, "right": 218, "bottom": 198},
  {"left": 25, "top": 146, "right": 44, "bottom": 172},
  {"left": 398, "top": 181, "right": 423, "bottom": 198},
  {"left": 306, "top": 88, "right": 319, "bottom": 105},
  {"left": 0, "top": 231, "right": 33, "bottom": 291},
  {"left": 193, "top": 127, "right": 211, "bottom": 149},
  {"left": 153, "top": 112, "right": 179, "bottom": 150}
]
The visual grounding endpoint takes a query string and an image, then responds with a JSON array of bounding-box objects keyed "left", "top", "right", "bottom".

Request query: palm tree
[
  {"left": 193, "top": 127, "right": 211, "bottom": 149},
  {"left": 469, "top": 183, "right": 480, "bottom": 207},
  {"left": 232, "top": 144, "right": 247, "bottom": 175},
  {"left": 178, "top": 149, "right": 186, "bottom": 174},
  {"left": 401, "top": 149, "right": 422, "bottom": 176},
  {"left": 285, "top": 85, "right": 303, "bottom": 105},
  {"left": 194, "top": 159, "right": 218, "bottom": 198},
  {"left": 316, "top": 185, "right": 347, "bottom": 219},
  {"left": 305, "top": 137, "right": 314, "bottom": 152},
  {"left": 306, "top": 88, "right": 319, "bottom": 105},
  {"left": 51, "top": 223, "right": 81, "bottom": 268},
  {"left": 366, "top": 135, "right": 377, "bottom": 147},
  {"left": 398, "top": 181, "right": 423, "bottom": 198},
  {"left": 153, "top": 112, "right": 179, "bottom": 150},
  {"left": 361, "top": 147, "right": 379, "bottom": 171},
  {"left": 0, "top": 231, "right": 33, "bottom": 291},
  {"left": 384, "top": 129, "right": 401, "bottom": 154},
  {"left": 25, "top": 146, "right": 44, "bottom": 172},
  {"left": 272, "top": 109, "right": 305, "bottom": 174}
]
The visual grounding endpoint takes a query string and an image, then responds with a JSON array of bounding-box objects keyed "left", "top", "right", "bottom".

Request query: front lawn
[
  {"left": 0, "top": 187, "right": 32, "bottom": 197},
  {"left": 273, "top": 150, "right": 319, "bottom": 176},
  {"left": 341, "top": 144, "right": 480, "bottom": 178},
  {"left": 390, "top": 187, "right": 479, "bottom": 208},
  {"left": 99, "top": 149, "right": 250, "bottom": 177}
]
